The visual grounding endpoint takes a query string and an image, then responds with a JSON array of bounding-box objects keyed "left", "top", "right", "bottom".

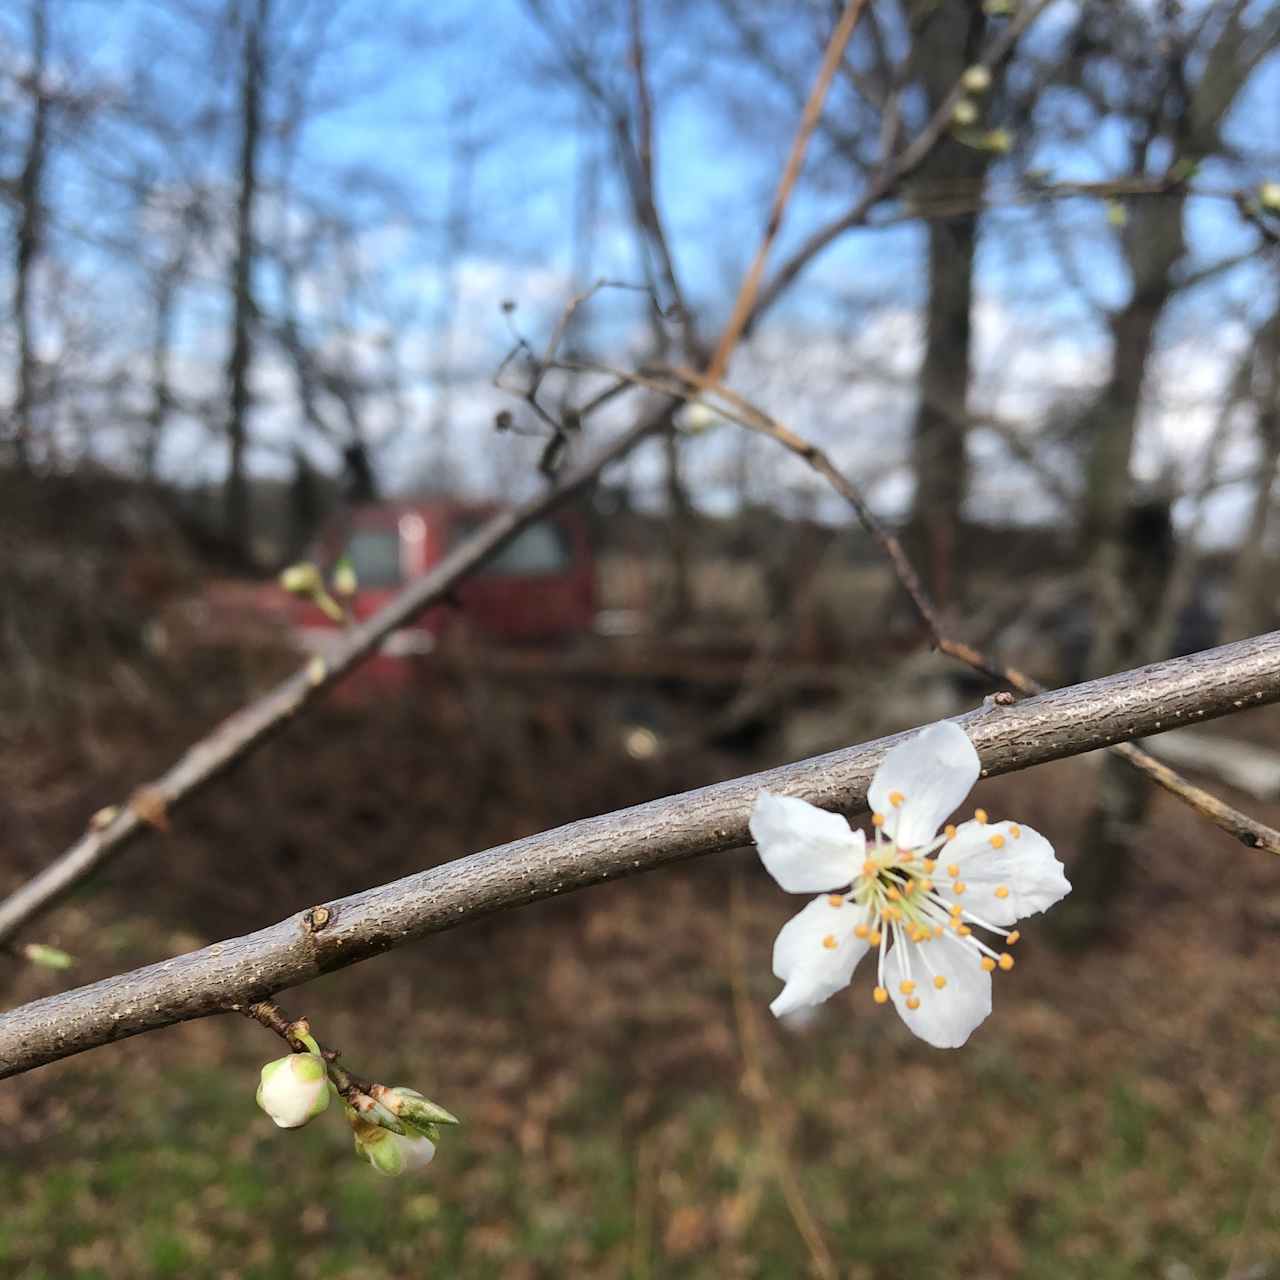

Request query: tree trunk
[
  {"left": 224, "top": 0, "right": 267, "bottom": 559},
  {"left": 11, "top": 0, "right": 48, "bottom": 471},
  {"left": 904, "top": 5, "right": 988, "bottom": 610},
  {"left": 1223, "top": 317, "right": 1280, "bottom": 642}
]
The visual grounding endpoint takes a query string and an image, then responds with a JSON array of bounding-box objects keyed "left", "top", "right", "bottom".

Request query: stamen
[
  {"left": 869, "top": 929, "right": 882, "bottom": 946},
  {"left": 906, "top": 996, "right": 921, "bottom": 1010},
  {"left": 1010, "top": 824, "right": 1021, "bottom": 838},
  {"left": 944, "top": 824, "right": 957, "bottom": 840},
  {"left": 989, "top": 834, "right": 1006, "bottom": 849},
  {"left": 889, "top": 791, "right": 905, "bottom": 808},
  {"left": 873, "top": 986, "right": 889, "bottom": 1005},
  {"left": 994, "top": 886, "right": 1009, "bottom": 899},
  {"left": 998, "top": 953, "right": 1015, "bottom": 970},
  {"left": 854, "top": 923, "right": 869, "bottom": 939},
  {"left": 886, "top": 887, "right": 901, "bottom": 902},
  {"left": 863, "top": 859, "right": 878, "bottom": 876},
  {"left": 1007, "top": 930, "right": 1021, "bottom": 945},
  {"left": 871, "top": 813, "right": 885, "bottom": 828},
  {"left": 822, "top": 935, "right": 837, "bottom": 950},
  {"left": 933, "top": 975, "right": 947, "bottom": 990},
  {"left": 828, "top": 894, "right": 844, "bottom": 908},
  {"left": 974, "top": 808, "right": 988, "bottom": 824},
  {"left": 952, "top": 881, "right": 967, "bottom": 895},
  {"left": 981, "top": 956, "right": 996, "bottom": 972},
  {"left": 899, "top": 980, "right": 916, "bottom": 995}
]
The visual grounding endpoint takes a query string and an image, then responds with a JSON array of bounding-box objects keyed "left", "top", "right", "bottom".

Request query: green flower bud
[
  {"left": 332, "top": 558, "right": 358, "bottom": 596},
  {"left": 951, "top": 99, "right": 978, "bottom": 127},
  {"left": 279, "top": 563, "right": 323, "bottom": 595},
  {"left": 22, "top": 943, "right": 74, "bottom": 970},
  {"left": 353, "top": 1123, "right": 437, "bottom": 1176},
  {"left": 372, "top": 1085, "right": 460, "bottom": 1130},
  {"left": 256, "top": 1053, "right": 331, "bottom": 1129},
  {"left": 961, "top": 66, "right": 991, "bottom": 94}
]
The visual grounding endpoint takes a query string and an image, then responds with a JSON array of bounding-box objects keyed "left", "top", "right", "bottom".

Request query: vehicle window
[
  {"left": 452, "top": 518, "right": 572, "bottom": 576},
  {"left": 341, "top": 529, "right": 402, "bottom": 587}
]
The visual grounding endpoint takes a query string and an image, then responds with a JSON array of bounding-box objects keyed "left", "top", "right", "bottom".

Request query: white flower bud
[
  {"left": 354, "top": 1123, "right": 437, "bottom": 1176},
  {"left": 951, "top": 98, "right": 978, "bottom": 126},
  {"left": 1260, "top": 181, "right": 1280, "bottom": 212},
  {"left": 961, "top": 65, "right": 991, "bottom": 93},
  {"left": 256, "top": 1053, "right": 332, "bottom": 1129}
]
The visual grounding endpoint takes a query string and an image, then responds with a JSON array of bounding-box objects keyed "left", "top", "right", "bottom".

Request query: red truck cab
[{"left": 293, "top": 500, "right": 595, "bottom": 668}]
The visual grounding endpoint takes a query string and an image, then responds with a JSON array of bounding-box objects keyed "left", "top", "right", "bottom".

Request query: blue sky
[{"left": 5, "top": 0, "right": 1280, "bottom": 537}]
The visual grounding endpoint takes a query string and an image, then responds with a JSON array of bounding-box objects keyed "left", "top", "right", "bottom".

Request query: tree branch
[
  {"left": 4, "top": 630, "right": 1280, "bottom": 1079},
  {"left": 0, "top": 406, "right": 671, "bottom": 948}
]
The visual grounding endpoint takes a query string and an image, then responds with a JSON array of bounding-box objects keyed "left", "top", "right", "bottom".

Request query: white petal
[
  {"left": 750, "top": 792, "right": 865, "bottom": 893},
  {"left": 939, "top": 820, "right": 1070, "bottom": 926},
  {"left": 867, "top": 721, "right": 980, "bottom": 849},
  {"left": 885, "top": 934, "right": 992, "bottom": 1049},
  {"left": 769, "top": 895, "right": 869, "bottom": 1018}
]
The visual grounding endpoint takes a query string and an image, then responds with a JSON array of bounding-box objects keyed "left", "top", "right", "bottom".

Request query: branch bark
[{"left": 4, "top": 630, "right": 1280, "bottom": 1079}]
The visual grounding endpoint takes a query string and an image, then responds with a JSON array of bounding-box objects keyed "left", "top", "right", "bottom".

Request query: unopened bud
[
  {"left": 350, "top": 1113, "right": 436, "bottom": 1176},
  {"left": 371, "top": 1085, "right": 460, "bottom": 1130},
  {"left": 951, "top": 98, "right": 978, "bottom": 127},
  {"left": 332, "top": 558, "right": 358, "bottom": 596},
  {"left": 981, "top": 128, "right": 1012, "bottom": 154},
  {"left": 280, "top": 563, "right": 323, "bottom": 595},
  {"left": 676, "top": 402, "right": 721, "bottom": 435},
  {"left": 1106, "top": 200, "right": 1128, "bottom": 228},
  {"left": 256, "top": 1053, "right": 331, "bottom": 1129},
  {"left": 1260, "top": 181, "right": 1280, "bottom": 212},
  {"left": 22, "top": 943, "right": 74, "bottom": 970},
  {"left": 961, "top": 65, "right": 991, "bottom": 94}
]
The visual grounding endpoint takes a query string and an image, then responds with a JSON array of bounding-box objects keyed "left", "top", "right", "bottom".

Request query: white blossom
[
  {"left": 750, "top": 721, "right": 1070, "bottom": 1048},
  {"left": 256, "top": 1052, "right": 332, "bottom": 1128}
]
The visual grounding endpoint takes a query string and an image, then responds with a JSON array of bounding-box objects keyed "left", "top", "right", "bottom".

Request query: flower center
[{"left": 838, "top": 806, "right": 1022, "bottom": 1010}]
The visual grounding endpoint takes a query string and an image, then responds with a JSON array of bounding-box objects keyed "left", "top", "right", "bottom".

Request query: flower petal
[
  {"left": 939, "top": 820, "right": 1070, "bottom": 926},
  {"left": 750, "top": 792, "right": 865, "bottom": 893},
  {"left": 868, "top": 721, "right": 981, "bottom": 849},
  {"left": 770, "top": 895, "right": 869, "bottom": 1018},
  {"left": 884, "top": 934, "right": 992, "bottom": 1049}
]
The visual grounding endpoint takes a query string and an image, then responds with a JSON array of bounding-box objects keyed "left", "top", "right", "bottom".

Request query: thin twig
[
  {"left": 707, "top": 0, "right": 871, "bottom": 381},
  {"left": 727, "top": 872, "right": 838, "bottom": 1280},
  {"left": 0, "top": 407, "right": 671, "bottom": 948},
  {"left": 668, "top": 369, "right": 1280, "bottom": 857},
  {"left": 4, "top": 628, "right": 1280, "bottom": 1079}
]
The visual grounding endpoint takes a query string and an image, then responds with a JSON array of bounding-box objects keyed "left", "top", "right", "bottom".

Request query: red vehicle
[{"left": 293, "top": 500, "right": 596, "bottom": 671}]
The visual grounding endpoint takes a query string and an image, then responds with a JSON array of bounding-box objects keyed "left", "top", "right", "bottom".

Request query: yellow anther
[
  {"left": 921, "top": 879, "right": 934, "bottom": 893},
  {"left": 1010, "top": 824, "right": 1022, "bottom": 838},
  {"left": 884, "top": 906, "right": 903, "bottom": 922},
  {"left": 889, "top": 790, "right": 905, "bottom": 808},
  {"left": 981, "top": 956, "right": 996, "bottom": 972},
  {"left": 933, "top": 975, "right": 947, "bottom": 990},
  {"left": 1007, "top": 930, "right": 1021, "bottom": 945},
  {"left": 949, "top": 903, "right": 964, "bottom": 918},
  {"left": 956, "top": 924, "right": 972, "bottom": 937},
  {"left": 922, "top": 858, "right": 937, "bottom": 873},
  {"left": 886, "top": 886, "right": 901, "bottom": 901},
  {"left": 947, "top": 863, "right": 960, "bottom": 878},
  {"left": 933, "top": 925, "right": 944, "bottom": 938},
  {"left": 863, "top": 859, "right": 878, "bottom": 876},
  {"left": 873, "top": 986, "right": 889, "bottom": 1005},
  {"left": 869, "top": 929, "right": 882, "bottom": 946},
  {"left": 989, "top": 834, "right": 1006, "bottom": 849},
  {"left": 828, "top": 894, "right": 844, "bottom": 908},
  {"left": 998, "top": 953, "right": 1015, "bottom": 971},
  {"left": 854, "top": 923, "right": 869, "bottom": 940},
  {"left": 906, "top": 996, "right": 921, "bottom": 1011},
  {"left": 871, "top": 812, "right": 886, "bottom": 828},
  {"left": 975, "top": 808, "right": 989, "bottom": 824},
  {"left": 953, "top": 881, "right": 967, "bottom": 895},
  {"left": 944, "top": 824, "right": 957, "bottom": 840},
  {"left": 899, "top": 980, "right": 916, "bottom": 995},
  {"left": 822, "top": 934, "right": 837, "bottom": 950},
  {"left": 902, "top": 880, "right": 916, "bottom": 896},
  {"left": 994, "top": 886, "right": 1009, "bottom": 900}
]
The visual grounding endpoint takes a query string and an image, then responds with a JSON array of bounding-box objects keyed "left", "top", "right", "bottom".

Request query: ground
[{"left": 3, "top": 661, "right": 1280, "bottom": 1280}]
